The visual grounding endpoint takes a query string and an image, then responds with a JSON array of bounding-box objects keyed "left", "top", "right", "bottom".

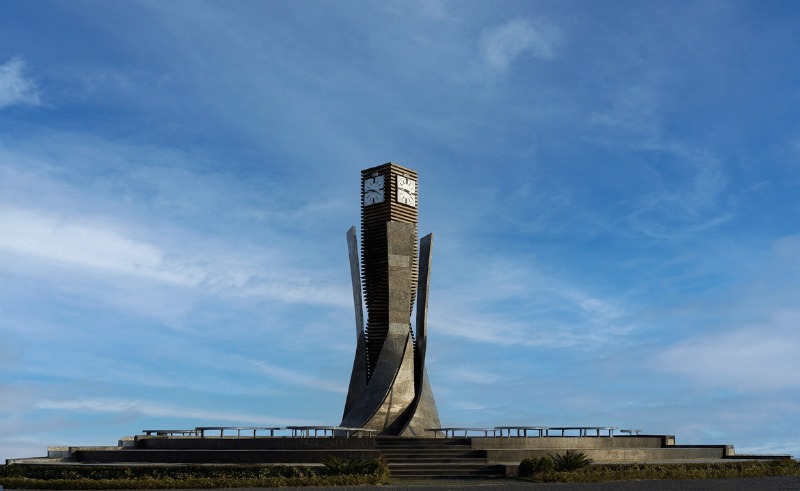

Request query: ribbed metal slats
[{"left": 360, "top": 163, "right": 419, "bottom": 377}]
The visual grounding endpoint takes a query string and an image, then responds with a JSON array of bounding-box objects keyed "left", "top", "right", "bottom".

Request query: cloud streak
[
  {"left": 0, "top": 207, "right": 175, "bottom": 281},
  {"left": 35, "top": 398, "right": 307, "bottom": 425},
  {"left": 0, "top": 205, "right": 349, "bottom": 307},
  {"left": 654, "top": 316, "right": 800, "bottom": 391},
  {"left": 0, "top": 57, "right": 41, "bottom": 109},
  {"left": 480, "top": 19, "right": 559, "bottom": 73}
]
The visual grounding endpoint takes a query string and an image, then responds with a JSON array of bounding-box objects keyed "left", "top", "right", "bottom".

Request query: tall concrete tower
[{"left": 340, "top": 162, "right": 440, "bottom": 436}]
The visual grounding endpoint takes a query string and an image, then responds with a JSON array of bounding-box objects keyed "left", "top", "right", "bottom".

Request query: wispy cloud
[
  {"left": 589, "top": 85, "right": 660, "bottom": 136},
  {"left": 0, "top": 205, "right": 349, "bottom": 308},
  {"left": 248, "top": 359, "right": 347, "bottom": 394},
  {"left": 653, "top": 315, "right": 800, "bottom": 391},
  {"left": 0, "top": 207, "right": 178, "bottom": 282},
  {"left": 449, "top": 367, "right": 503, "bottom": 385},
  {"left": 34, "top": 398, "right": 306, "bottom": 425},
  {"left": 627, "top": 144, "right": 733, "bottom": 238},
  {"left": 431, "top": 257, "right": 633, "bottom": 349},
  {"left": 651, "top": 233, "right": 800, "bottom": 391},
  {"left": 0, "top": 57, "right": 41, "bottom": 109},
  {"left": 480, "top": 19, "right": 559, "bottom": 73}
]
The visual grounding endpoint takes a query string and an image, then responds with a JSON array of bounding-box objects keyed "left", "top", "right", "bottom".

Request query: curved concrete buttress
[
  {"left": 340, "top": 324, "right": 415, "bottom": 430},
  {"left": 400, "top": 232, "right": 441, "bottom": 436},
  {"left": 400, "top": 368, "right": 441, "bottom": 436},
  {"left": 342, "top": 330, "right": 367, "bottom": 418}
]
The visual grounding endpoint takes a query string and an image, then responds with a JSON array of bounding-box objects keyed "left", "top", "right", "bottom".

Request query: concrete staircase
[{"left": 376, "top": 437, "right": 505, "bottom": 478}]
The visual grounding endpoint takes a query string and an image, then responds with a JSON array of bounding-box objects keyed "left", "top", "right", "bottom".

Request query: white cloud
[
  {"left": 250, "top": 359, "right": 347, "bottom": 394},
  {"left": 480, "top": 19, "right": 559, "bottom": 73},
  {"left": 653, "top": 311, "right": 800, "bottom": 391},
  {"left": 449, "top": 366, "right": 503, "bottom": 385},
  {"left": 0, "top": 57, "right": 41, "bottom": 109},
  {"left": 432, "top": 258, "right": 632, "bottom": 348},
  {"left": 615, "top": 143, "right": 734, "bottom": 239},
  {"left": 0, "top": 205, "right": 350, "bottom": 307},
  {"left": 0, "top": 207, "right": 178, "bottom": 282},
  {"left": 384, "top": 0, "right": 450, "bottom": 20},
  {"left": 589, "top": 85, "right": 660, "bottom": 135},
  {"left": 34, "top": 398, "right": 306, "bottom": 425}
]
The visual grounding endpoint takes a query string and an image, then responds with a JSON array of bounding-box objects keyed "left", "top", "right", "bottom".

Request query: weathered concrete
[
  {"left": 341, "top": 169, "right": 441, "bottom": 435},
  {"left": 74, "top": 448, "right": 381, "bottom": 464},
  {"left": 135, "top": 436, "right": 376, "bottom": 450},
  {"left": 487, "top": 446, "right": 729, "bottom": 464},
  {"left": 12, "top": 434, "right": 778, "bottom": 472},
  {"left": 346, "top": 226, "right": 364, "bottom": 340},
  {"left": 469, "top": 436, "right": 738, "bottom": 464},
  {"left": 39, "top": 437, "right": 380, "bottom": 464},
  {"left": 473, "top": 436, "right": 668, "bottom": 450}
]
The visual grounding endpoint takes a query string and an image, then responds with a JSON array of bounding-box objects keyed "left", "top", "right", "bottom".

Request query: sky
[{"left": 1, "top": 0, "right": 800, "bottom": 462}]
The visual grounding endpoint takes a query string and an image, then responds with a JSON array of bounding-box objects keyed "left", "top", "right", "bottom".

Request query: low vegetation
[
  {"left": 551, "top": 450, "right": 594, "bottom": 471},
  {"left": 518, "top": 451, "right": 593, "bottom": 477},
  {"left": 321, "top": 455, "right": 389, "bottom": 479},
  {"left": 4, "top": 456, "right": 798, "bottom": 487},
  {"left": 517, "top": 456, "right": 800, "bottom": 483},
  {"left": 0, "top": 459, "right": 390, "bottom": 489}
]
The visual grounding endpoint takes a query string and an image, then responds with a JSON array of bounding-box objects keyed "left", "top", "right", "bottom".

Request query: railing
[
  {"left": 141, "top": 429, "right": 198, "bottom": 436},
  {"left": 494, "top": 426, "right": 548, "bottom": 437},
  {"left": 427, "top": 427, "right": 499, "bottom": 438},
  {"left": 547, "top": 426, "right": 617, "bottom": 437},
  {"left": 196, "top": 427, "right": 283, "bottom": 438},
  {"left": 141, "top": 425, "right": 377, "bottom": 438},
  {"left": 426, "top": 426, "right": 621, "bottom": 438},
  {"left": 286, "top": 426, "right": 378, "bottom": 438},
  {"left": 142, "top": 425, "right": 626, "bottom": 439}
]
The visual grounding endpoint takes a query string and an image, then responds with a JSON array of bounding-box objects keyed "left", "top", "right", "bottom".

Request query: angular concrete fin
[
  {"left": 346, "top": 226, "right": 364, "bottom": 339},
  {"left": 342, "top": 329, "right": 367, "bottom": 418},
  {"left": 414, "top": 232, "right": 433, "bottom": 391}
]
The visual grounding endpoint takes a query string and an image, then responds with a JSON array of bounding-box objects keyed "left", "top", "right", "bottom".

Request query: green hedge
[
  {"left": 2, "top": 463, "right": 318, "bottom": 480},
  {"left": 0, "top": 461, "right": 390, "bottom": 489},
  {"left": 518, "top": 459, "right": 800, "bottom": 483}
]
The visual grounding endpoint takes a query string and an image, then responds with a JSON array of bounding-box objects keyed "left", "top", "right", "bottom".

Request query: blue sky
[{"left": 2, "top": 0, "right": 800, "bottom": 461}]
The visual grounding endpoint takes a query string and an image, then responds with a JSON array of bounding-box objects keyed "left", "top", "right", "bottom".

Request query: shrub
[
  {"left": 550, "top": 450, "right": 593, "bottom": 472},
  {"left": 372, "top": 455, "right": 390, "bottom": 480},
  {"left": 518, "top": 458, "right": 535, "bottom": 477},
  {"left": 534, "top": 455, "right": 555, "bottom": 473},
  {"left": 320, "top": 456, "right": 388, "bottom": 478},
  {"left": 519, "top": 455, "right": 555, "bottom": 477}
]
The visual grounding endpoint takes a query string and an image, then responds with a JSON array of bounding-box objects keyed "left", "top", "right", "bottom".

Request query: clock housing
[
  {"left": 359, "top": 163, "right": 419, "bottom": 376},
  {"left": 363, "top": 175, "right": 385, "bottom": 206},
  {"left": 396, "top": 175, "right": 417, "bottom": 207}
]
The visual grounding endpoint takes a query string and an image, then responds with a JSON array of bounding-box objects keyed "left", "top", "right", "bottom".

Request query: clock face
[
  {"left": 396, "top": 175, "right": 416, "bottom": 207},
  {"left": 363, "top": 175, "right": 385, "bottom": 206}
]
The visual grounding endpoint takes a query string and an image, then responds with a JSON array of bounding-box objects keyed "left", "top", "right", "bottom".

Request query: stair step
[
  {"left": 376, "top": 437, "right": 503, "bottom": 478},
  {"left": 376, "top": 439, "right": 471, "bottom": 445},
  {"left": 383, "top": 454, "right": 485, "bottom": 459},
  {"left": 384, "top": 458, "right": 487, "bottom": 464},
  {"left": 379, "top": 447, "right": 474, "bottom": 451},
  {"left": 390, "top": 466, "right": 505, "bottom": 477}
]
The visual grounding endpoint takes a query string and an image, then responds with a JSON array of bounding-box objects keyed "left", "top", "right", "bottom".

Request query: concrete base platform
[
  {"left": 7, "top": 434, "right": 790, "bottom": 479},
  {"left": 472, "top": 435, "right": 736, "bottom": 464}
]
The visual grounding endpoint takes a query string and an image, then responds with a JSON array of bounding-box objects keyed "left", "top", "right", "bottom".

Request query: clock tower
[{"left": 340, "top": 162, "right": 440, "bottom": 436}]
